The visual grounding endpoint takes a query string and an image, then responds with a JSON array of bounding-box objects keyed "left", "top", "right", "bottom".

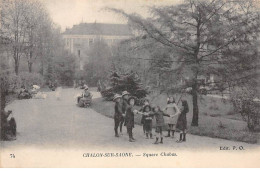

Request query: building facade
[{"left": 62, "top": 22, "right": 133, "bottom": 70}]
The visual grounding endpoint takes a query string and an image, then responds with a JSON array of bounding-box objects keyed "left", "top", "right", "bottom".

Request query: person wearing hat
[
  {"left": 121, "top": 90, "right": 130, "bottom": 134},
  {"left": 77, "top": 86, "right": 91, "bottom": 103},
  {"left": 113, "top": 94, "right": 123, "bottom": 137},
  {"left": 124, "top": 96, "right": 138, "bottom": 142}
]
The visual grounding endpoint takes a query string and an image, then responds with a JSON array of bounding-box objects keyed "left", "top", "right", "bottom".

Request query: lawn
[{"left": 92, "top": 92, "right": 260, "bottom": 144}]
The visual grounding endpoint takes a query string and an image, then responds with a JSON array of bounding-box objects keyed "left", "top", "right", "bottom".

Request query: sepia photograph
[{"left": 0, "top": 0, "right": 260, "bottom": 168}]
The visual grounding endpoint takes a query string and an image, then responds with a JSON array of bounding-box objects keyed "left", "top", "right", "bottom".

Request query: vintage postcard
[{"left": 0, "top": 0, "right": 260, "bottom": 168}]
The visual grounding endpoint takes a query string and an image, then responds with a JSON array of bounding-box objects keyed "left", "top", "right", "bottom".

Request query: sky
[{"left": 42, "top": 0, "right": 181, "bottom": 31}]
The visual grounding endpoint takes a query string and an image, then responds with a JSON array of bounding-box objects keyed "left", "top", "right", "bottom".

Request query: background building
[{"left": 62, "top": 22, "right": 133, "bottom": 70}]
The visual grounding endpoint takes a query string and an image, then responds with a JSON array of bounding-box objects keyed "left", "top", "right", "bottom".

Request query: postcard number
[{"left": 10, "top": 154, "right": 15, "bottom": 158}]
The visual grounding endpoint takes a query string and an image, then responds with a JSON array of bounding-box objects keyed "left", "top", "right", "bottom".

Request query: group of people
[
  {"left": 113, "top": 91, "right": 189, "bottom": 144},
  {"left": 18, "top": 85, "right": 32, "bottom": 99},
  {"left": 18, "top": 84, "right": 44, "bottom": 99}
]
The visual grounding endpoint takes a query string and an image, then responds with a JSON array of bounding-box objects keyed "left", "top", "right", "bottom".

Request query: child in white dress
[{"left": 164, "top": 96, "right": 180, "bottom": 138}]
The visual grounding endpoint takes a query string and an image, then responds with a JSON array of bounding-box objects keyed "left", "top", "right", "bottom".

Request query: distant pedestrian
[
  {"left": 152, "top": 106, "right": 170, "bottom": 144},
  {"left": 164, "top": 96, "right": 181, "bottom": 138},
  {"left": 55, "top": 87, "right": 62, "bottom": 100},
  {"left": 176, "top": 100, "right": 189, "bottom": 142},
  {"left": 113, "top": 94, "right": 123, "bottom": 137},
  {"left": 124, "top": 96, "right": 138, "bottom": 142}
]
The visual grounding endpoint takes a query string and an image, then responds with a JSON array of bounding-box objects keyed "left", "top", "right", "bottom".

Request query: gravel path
[{"left": 1, "top": 88, "right": 258, "bottom": 167}]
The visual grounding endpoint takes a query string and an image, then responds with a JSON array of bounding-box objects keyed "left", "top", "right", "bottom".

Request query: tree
[
  {"left": 230, "top": 86, "right": 260, "bottom": 131},
  {"left": 0, "top": 0, "right": 53, "bottom": 75},
  {"left": 23, "top": 0, "right": 50, "bottom": 73},
  {"left": 83, "top": 40, "right": 112, "bottom": 86},
  {"left": 101, "top": 68, "right": 148, "bottom": 102},
  {"left": 108, "top": 0, "right": 260, "bottom": 126},
  {"left": 1, "top": 0, "right": 28, "bottom": 75}
]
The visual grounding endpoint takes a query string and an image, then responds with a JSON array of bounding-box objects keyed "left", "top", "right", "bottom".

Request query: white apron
[{"left": 164, "top": 103, "right": 180, "bottom": 125}]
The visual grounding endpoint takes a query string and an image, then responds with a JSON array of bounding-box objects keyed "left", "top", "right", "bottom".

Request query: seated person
[
  {"left": 77, "top": 86, "right": 91, "bottom": 103},
  {"left": 19, "top": 85, "right": 27, "bottom": 94},
  {"left": 1, "top": 110, "right": 16, "bottom": 141},
  {"left": 19, "top": 86, "right": 30, "bottom": 98},
  {"left": 82, "top": 87, "right": 91, "bottom": 97}
]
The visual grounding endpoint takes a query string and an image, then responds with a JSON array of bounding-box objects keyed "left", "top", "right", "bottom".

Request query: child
[
  {"left": 139, "top": 105, "right": 153, "bottom": 139},
  {"left": 124, "top": 96, "right": 138, "bottom": 142},
  {"left": 152, "top": 106, "right": 170, "bottom": 144},
  {"left": 164, "top": 96, "right": 181, "bottom": 138},
  {"left": 176, "top": 100, "right": 189, "bottom": 142},
  {"left": 121, "top": 91, "right": 130, "bottom": 134},
  {"left": 113, "top": 94, "right": 123, "bottom": 137},
  {"left": 140, "top": 99, "right": 150, "bottom": 135}
]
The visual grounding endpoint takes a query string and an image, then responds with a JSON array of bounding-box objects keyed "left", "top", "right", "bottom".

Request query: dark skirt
[
  {"left": 176, "top": 114, "right": 187, "bottom": 131},
  {"left": 144, "top": 120, "right": 152, "bottom": 132},
  {"left": 125, "top": 118, "right": 134, "bottom": 128}
]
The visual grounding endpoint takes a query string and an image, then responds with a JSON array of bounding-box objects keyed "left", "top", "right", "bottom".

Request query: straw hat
[
  {"left": 122, "top": 91, "right": 130, "bottom": 96},
  {"left": 113, "top": 94, "right": 122, "bottom": 101}
]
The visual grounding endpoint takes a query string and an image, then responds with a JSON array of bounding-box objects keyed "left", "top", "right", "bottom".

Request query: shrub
[
  {"left": 209, "top": 105, "right": 219, "bottom": 111},
  {"left": 19, "top": 72, "right": 45, "bottom": 88},
  {"left": 230, "top": 87, "right": 260, "bottom": 131},
  {"left": 6, "top": 72, "right": 45, "bottom": 93},
  {"left": 101, "top": 71, "right": 148, "bottom": 102},
  {"left": 7, "top": 74, "right": 20, "bottom": 93}
]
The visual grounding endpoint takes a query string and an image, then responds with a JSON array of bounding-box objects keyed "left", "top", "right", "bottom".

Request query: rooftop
[{"left": 63, "top": 22, "right": 132, "bottom": 36}]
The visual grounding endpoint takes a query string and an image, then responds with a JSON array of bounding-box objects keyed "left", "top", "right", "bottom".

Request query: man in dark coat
[
  {"left": 125, "top": 96, "right": 138, "bottom": 142},
  {"left": 113, "top": 94, "right": 123, "bottom": 137}
]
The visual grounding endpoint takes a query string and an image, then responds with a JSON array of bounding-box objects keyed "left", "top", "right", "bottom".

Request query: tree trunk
[
  {"left": 28, "top": 62, "right": 32, "bottom": 73},
  {"left": 191, "top": 81, "right": 199, "bottom": 126},
  {"left": 14, "top": 49, "right": 19, "bottom": 75},
  {"left": 39, "top": 55, "right": 44, "bottom": 75},
  {"left": 191, "top": 15, "right": 201, "bottom": 127},
  {"left": 191, "top": 70, "right": 199, "bottom": 126},
  {"left": 14, "top": 61, "right": 19, "bottom": 75},
  {"left": 28, "top": 51, "right": 33, "bottom": 73},
  {"left": 0, "top": 78, "right": 6, "bottom": 111}
]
